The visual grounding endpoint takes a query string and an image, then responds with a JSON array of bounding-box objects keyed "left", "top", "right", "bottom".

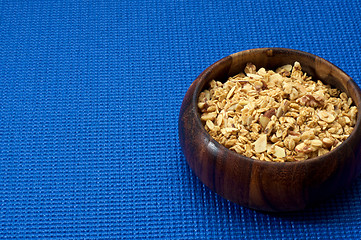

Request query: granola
[{"left": 198, "top": 62, "right": 358, "bottom": 162}]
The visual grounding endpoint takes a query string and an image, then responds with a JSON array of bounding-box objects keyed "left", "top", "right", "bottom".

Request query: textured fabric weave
[{"left": 1, "top": 0, "right": 361, "bottom": 239}]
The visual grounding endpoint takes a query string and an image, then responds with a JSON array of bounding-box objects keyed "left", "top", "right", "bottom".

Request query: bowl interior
[{"left": 194, "top": 48, "right": 361, "bottom": 164}]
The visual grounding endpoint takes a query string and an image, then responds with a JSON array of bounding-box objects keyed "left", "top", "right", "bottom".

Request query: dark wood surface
[{"left": 178, "top": 48, "right": 361, "bottom": 212}]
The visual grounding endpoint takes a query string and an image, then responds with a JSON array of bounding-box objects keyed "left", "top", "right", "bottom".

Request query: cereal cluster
[{"left": 198, "top": 62, "right": 357, "bottom": 162}]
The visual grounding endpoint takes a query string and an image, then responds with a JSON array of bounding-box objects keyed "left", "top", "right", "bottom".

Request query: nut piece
[
  {"left": 206, "top": 120, "right": 216, "bottom": 131},
  {"left": 276, "top": 64, "right": 292, "bottom": 73},
  {"left": 263, "top": 108, "right": 276, "bottom": 118},
  {"left": 317, "top": 110, "right": 336, "bottom": 123},
  {"left": 310, "top": 139, "right": 323, "bottom": 148},
  {"left": 244, "top": 63, "right": 256, "bottom": 74},
  {"left": 284, "top": 137, "right": 296, "bottom": 150},
  {"left": 259, "top": 115, "right": 271, "bottom": 128},
  {"left": 227, "top": 85, "right": 236, "bottom": 99},
  {"left": 322, "top": 138, "right": 334, "bottom": 148},
  {"left": 295, "top": 142, "right": 315, "bottom": 154},
  {"left": 201, "top": 112, "right": 217, "bottom": 121},
  {"left": 276, "top": 100, "right": 289, "bottom": 118},
  {"left": 297, "top": 94, "right": 320, "bottom": 108},
  {"left": 274, "top": 145, "right": 286, "bottom": 158},
  {"left": 254, "top": 134, "right": 267, "bottom": 153}
]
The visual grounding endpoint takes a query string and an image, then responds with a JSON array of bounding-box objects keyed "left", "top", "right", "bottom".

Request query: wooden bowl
[{"left": 178, "top": 48, "right": 361, "bottom": 212}]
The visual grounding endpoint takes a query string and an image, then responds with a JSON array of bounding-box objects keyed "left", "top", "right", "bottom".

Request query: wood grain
[{"left": 178, "top": 48, "right": 361, "bottom": 212}]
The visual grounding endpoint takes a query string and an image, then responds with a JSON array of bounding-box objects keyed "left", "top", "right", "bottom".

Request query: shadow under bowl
[{"left": 178, "top": 48, "right": 361, "bottom": 212}]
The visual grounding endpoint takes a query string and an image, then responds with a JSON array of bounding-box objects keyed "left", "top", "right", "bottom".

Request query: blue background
[{"left": 1, "top": 0, "right": 361, "bottom": 239}]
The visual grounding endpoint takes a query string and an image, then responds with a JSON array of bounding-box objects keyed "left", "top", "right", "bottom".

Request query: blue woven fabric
[{"left": 1, "top": 0, "right": 361, "bottom": 238}]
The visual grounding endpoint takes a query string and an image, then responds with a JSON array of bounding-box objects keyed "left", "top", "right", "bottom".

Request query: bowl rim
[{"left": 191, "top": 47, "right": 361, "bottom": 166}]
